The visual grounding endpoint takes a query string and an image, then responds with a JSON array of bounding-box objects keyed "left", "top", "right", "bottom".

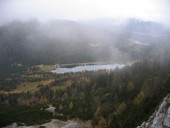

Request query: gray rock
[
  {"left": 4, "top": 119, "right": 90, "bottom": 128},
  {"left": 141, "top": 122, "right": 146, "bottom": 127},
  {"left": 137, "top": 94, "right": 170, "bottom": 128},
  {"left": 163, "top": 107, "right": 170, "bottom": 127},
  {"left": 45, "top": 105, "right": 56, "bottom": 113},
  {"left": 62, "top": 122, "right": 85, "bottom": 128}
]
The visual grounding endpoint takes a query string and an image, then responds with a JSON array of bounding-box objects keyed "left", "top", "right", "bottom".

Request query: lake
[{"left": 52, "top": 64, "right": 125, "bottom": 74}]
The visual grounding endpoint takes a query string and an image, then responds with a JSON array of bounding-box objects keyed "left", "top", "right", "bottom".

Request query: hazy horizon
[
  {"left": 0, "top": 0, "right": 170, "bottom": 26},
  {"left": 0, "top": 0, "right": 170, "bottom": 65}
]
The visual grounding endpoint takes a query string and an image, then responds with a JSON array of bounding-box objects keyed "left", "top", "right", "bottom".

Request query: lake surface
[{"left": 52, "top": 64, "right": 125, "bottom": 74}]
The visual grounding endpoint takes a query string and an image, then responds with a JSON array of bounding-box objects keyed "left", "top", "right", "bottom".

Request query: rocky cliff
[
  {"left": 137, "top": 94, "right": 170, "bottom": 128},
  {"left": 4, "top": 119, "right": 92, "bottom": 128}
]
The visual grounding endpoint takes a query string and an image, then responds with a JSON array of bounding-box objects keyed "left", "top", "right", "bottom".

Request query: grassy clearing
[
  {"left": 36, "top": 65, "right": 57, "bottom": 72},
  {"left": 1, "top": 79, "right": 55, "bottom": 94}
]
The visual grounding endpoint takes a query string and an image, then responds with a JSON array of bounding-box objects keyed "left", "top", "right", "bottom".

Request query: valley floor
[{"left": 1, "top": 60, "right": 170, "bottom": 128}]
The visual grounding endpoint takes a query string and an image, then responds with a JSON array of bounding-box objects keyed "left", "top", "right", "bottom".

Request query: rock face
[
  {"left": 4, "top": 119, "right": 92, "bottom": 128},
  {"left": 45, "top": 105, "right": 56, "bottom": 113},
  {"left": 137, "top": 94, "right": 170, "bottom": 128}
]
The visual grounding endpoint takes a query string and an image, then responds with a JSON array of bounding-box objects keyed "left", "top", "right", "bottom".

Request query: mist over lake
[{"left": 52, "top": 64, "right": 125, "bottom": 74}]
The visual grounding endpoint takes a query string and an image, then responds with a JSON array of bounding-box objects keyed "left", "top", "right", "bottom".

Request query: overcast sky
[{"left": 0, "top": 0, "right": 169, "bottom": 24}]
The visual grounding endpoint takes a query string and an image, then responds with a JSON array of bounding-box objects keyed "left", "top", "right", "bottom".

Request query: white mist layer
[{"left": 52, "top": 64, "right": 125, "bottom": 74}]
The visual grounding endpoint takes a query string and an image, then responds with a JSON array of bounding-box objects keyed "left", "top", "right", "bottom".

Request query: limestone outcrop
[{"left": 137, "top": 94, "right": 170, "bottom": 128}]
